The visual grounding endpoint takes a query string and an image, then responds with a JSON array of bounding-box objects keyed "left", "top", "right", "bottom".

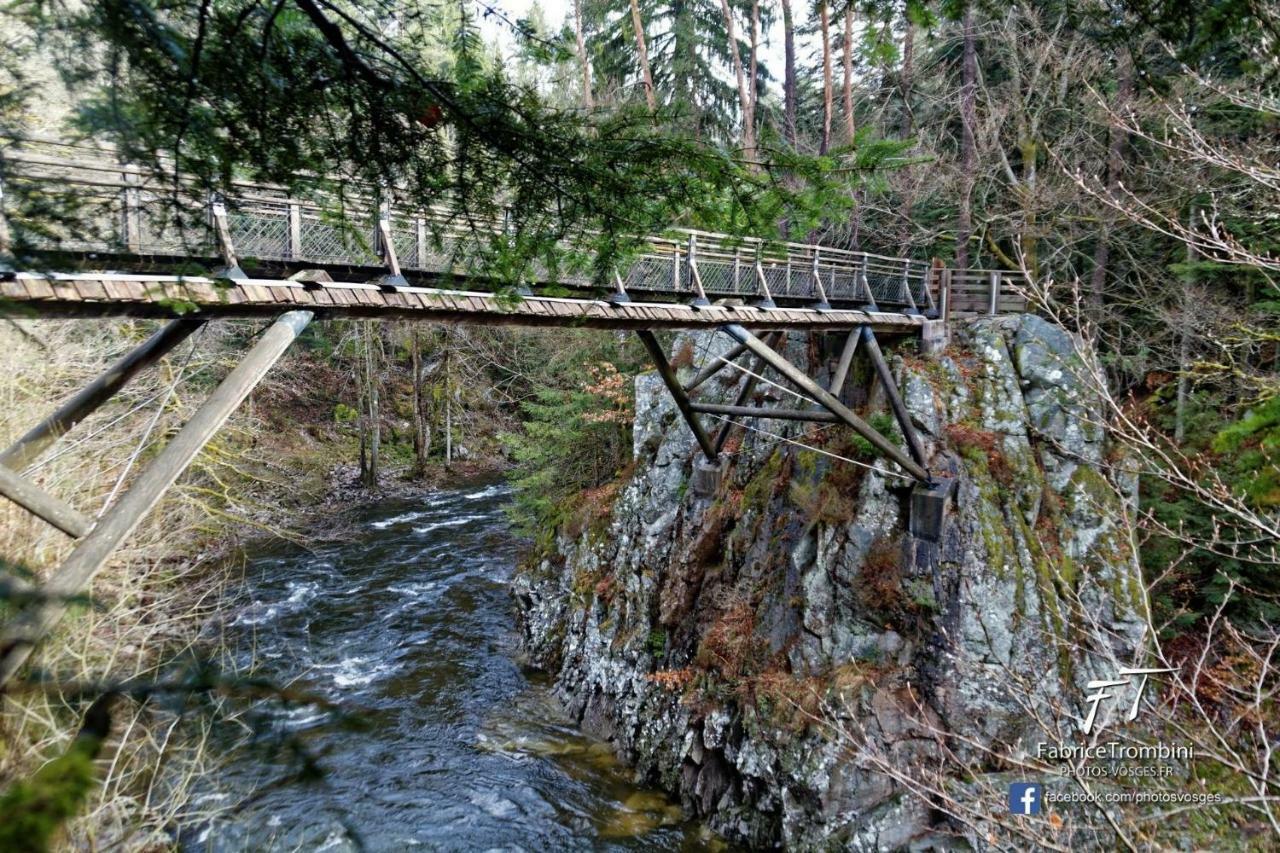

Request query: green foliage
[
  {"left": 333, "top": 403, "right": 359, "bottom": 424},
  {"left": 502, "top": 337, "right": 642, "bottom": 539},
  {"left": 847, "top": 411, "right": 898, "bottom": 458},
  {"left": 1213, "top": 396, "right": 1280, "bottom": 508},
  {"left": 0, "top": 698, "right": 110, "bottom": 853}
]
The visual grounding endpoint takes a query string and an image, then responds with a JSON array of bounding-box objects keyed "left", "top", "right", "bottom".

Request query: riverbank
[{"left": 0, "top": 318, "right": 515, "bottom": 850}]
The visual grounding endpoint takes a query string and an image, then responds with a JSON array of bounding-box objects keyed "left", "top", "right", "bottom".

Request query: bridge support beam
[
  {"left": 860, "top": 326, "right": 930, "bottom": 472},
  {"left": 636, "top": 330, "right": 718, "bottom": 463},
  {"left": 0, "top": 465, "right": 92, "bottom": 539},
  {"left": 720, "top": 324, "right": 931, "bottom": 484},
  {"left": 0, "top": 310, "right": 313, "bottom": 688},
  {"left": 0, "top": 317, "right": 206, "bottom": 472}
]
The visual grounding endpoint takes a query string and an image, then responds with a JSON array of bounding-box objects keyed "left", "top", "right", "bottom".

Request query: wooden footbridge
[{"left": 0, "top": 139, "right": 1028, "bottom": 685}]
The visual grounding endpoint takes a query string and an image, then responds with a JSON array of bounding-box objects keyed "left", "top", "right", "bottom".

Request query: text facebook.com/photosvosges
[{"left": 1045, "top": 790, "right": 1224, "bottom": 806}]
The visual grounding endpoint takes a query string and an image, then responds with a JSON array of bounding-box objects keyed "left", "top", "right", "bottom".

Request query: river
[{"left": 193, "top": 480, "right": 710, "bottom": 851}]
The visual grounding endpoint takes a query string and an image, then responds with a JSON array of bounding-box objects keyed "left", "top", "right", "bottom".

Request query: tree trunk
[
  {"left": 573, "top": 0, "right": 593, "bottom": 109},
  {"left": 719, "top": 0, "right": 755, "bottom": 158},
  {"left": 782, "top": 0, "right": 797, "bottom": 148},
  {"left": 442, "top": 329, "right": 453, "bottom": 466},
  {"left": 1175, "top": 204, "right": 1197, "bottom": 444},
  {"left": 820, "top": 1, "right": 833, "bottom": 154},
  {"left": 359, "top": 321, "right": 380, "bottom": 489},
  {"left": 410, "top": 325, "right": 430, "bottom": 475},
  {"left": 900, "top": 1, "right": 915, "bottom": 138},
  {"left": 1089, "top": 49, "right": 1132, "bottom": 310},
  {"left": 629, "top": 0, "right": 657, "bottom": 112},
  {"left": 749, "top": 1, "right": 760, "bottom": 129},
  {"left": 956, "top": 5, "right": 977, "bottom": 272},
  {"left": 842, "top": 7, "right": 855, "bottom": 142}
]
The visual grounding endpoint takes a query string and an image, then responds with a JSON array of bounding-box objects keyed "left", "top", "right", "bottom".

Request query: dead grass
[{"left": 0, "top": 317, "right": 332, "bottom": 849}]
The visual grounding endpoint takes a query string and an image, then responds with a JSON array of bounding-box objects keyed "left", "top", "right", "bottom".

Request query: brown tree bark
[
  {"left": 629, "top": 0, "right": 657, "bottom": 112},
  {"left": 573, "top": 0, "right": 593, "bottom": 109},
  {"left": 749, "top": 1, "right": 761, "bottom": 124},
  {"left": 719, "top": 0, "right": 756, "bottom": 158},
  {"left": 900, "top": 1, "right": 915, "bottom": 138},
  {"left": 410, "top": 325, "right": 430, "bottom": 474},
  {"left": 820, "top": 1, "right": 833, "bottom": 154},
  {"left": 782, "top": 0, "right": 797, "bottom": 147},
  {"left": 1089, "top": 50, "right": 1133, "bottom": 309},
  {"left": 358, "top": 321, "right": 380, "bottom": 488},
  {"left": 956, "top": 5, "right": 977, "bottom": 272},
  {"left": 842, "top": 6, "right": 855, "bottom": 142}
]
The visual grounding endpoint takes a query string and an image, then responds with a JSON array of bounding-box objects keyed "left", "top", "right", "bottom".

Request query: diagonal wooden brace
[
  {"left": 637, "top": 330, "right": 718, "bottom": 462},
  {"left": 720, "top": 324, "right": 931, "bottom": 483},
  {"left": 0, "top": 465, "right": 92, "bottom": 538},
  {"left": 0, "top": 317, "right": 206, "bottom": 472},
  {"left": 860, "top": 326, "right": 930, "bottom": 471},
  {"left": 0, "top": 310, "right": 314, "bottom": 687}
]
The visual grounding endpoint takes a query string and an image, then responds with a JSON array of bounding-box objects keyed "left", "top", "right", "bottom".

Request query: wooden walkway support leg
[
  {"left": 827, "top": 328, "right": 861, "bottom": 397},
  {"left": 713, "top": 330, "right": 786, "bottom": 454},
  {"left": 720, "top": 324, "right": 932, "bottom": 483},
  {"left": 636, "top": 330, "right": 718, "bottom": 462},
  {"left": 0, "top": 317, "right": 206, "bottom": 472},
  {"left": 0, "top": 465, "right": 92, "bottom": 538},
  {"left": 860, "top": 326, "right": 930, "bottom": 470},
  {"left": 0, "top": 310, "right": 313, "bottom": 687}
]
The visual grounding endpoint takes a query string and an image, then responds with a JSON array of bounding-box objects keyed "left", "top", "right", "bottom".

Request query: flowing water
[{"left": 195, "top": 480, "right": 709, "bottom": 851}]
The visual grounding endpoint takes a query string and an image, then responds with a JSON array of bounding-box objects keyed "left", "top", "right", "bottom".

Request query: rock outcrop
[{"left": 514, "top": 315, "right": 1147, "bottom": 849}]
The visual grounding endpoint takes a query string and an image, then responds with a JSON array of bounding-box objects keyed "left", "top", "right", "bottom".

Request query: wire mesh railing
[{"left": 0, "top": 138, "right": 1027, "bottom": 313}]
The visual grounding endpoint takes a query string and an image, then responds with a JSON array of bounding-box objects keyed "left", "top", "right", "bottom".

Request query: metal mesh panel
[
  {"left": 623, "top": 255, "right": 681, "bottom": 293},
  {"left": 761, "top": 263, "right": 806, "bottom": 299},
  {"left": 229, "top": 206, "right": 289, "bottom": 261},
  {"left": 299, "top": 215, "right": 378, "bottom": 265},
  {"left": 694, "top": 259, "right": 756, "bottom": 297},
  {"left": 827, "top": 270, "right": 862, "bottom": 301}
]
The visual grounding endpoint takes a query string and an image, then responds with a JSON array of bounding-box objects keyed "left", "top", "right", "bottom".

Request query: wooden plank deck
[{"left": 0, "top": 273, "right": 930, "bottom": 333}]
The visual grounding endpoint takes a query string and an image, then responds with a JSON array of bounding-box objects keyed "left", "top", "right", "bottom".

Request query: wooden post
[
  {"left": 684, "top": 340, "right": 750, "bottom": 392},
  {"left": 860, "top": 326, "right": 930, "bottom": 470},
  {"left": 754, "top": 261, "right": 775, "bottom": 307},
  {"left": 827, "top": 327, "right": 861, "bottom": 397},
  {"left": 415, "top": 217, "right": 429, "bottom": 269},
  {"left": 712, "top": 330, "right": 786, "bottom": 453},
  {"left": 687, "top": 234, "right": 709, "bottom": 305},
  {"left": 721, "top": 324, "right": 931, "bottom": 482},
  {"left": 287, "top": 203, "right": 302, "bottom": 260},
  {"left": 694, "top": 403, "right": 839, "bottom": 423},
  {"left": 988, "top": 270, "right": 1000, "bottom": 315},
  {"left": 0, "top": 318, "right": 206, "bottom": 472},
  {"left": 0, "top": 465, "right": 92, "bottom": 538},
  {"left": 940, "top": 268, "right": 952, "bottom": 324},
  {"left": 901, "top": 262, "right": 918, "bottom": 313},
  {"left": 810, "top": 251, "right": 830, "bottom": 308},
  {"left": 121, "top": 167, "right": 142, "bottom": 252},
  {"left": 0, "top": 310, "right": 313, "bottom": 687},
  {"left": 637, "top": 330, "right": 718, "bottom": 462},
  {"left": 210, "top": 195, "right": 239, "bottom": 271}
]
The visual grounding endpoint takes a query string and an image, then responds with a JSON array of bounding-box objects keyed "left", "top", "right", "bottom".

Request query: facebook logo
[{"left": 1009, "top": 782, "right": 1042, "bottom": 815}]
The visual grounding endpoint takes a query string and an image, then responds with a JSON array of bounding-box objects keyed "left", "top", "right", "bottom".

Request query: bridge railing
[{"left": 0, "top": 137, "right": 1028, "bottom": 313}]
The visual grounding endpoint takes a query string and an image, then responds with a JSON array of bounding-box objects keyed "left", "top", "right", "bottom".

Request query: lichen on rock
[{"left": 513, "top": 315, "right": 1148, "bottom": 849}]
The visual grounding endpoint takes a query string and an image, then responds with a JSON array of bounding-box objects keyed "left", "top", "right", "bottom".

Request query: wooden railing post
[
  {"left": 941, "top": 268, "right": 952, "bottom": 323},
  {"left": 415, "top": 216, "right": 428, "bottom": 269},
  {"left": 121, "top": 166, "right": 142, "bottom": 252},
  {"left": 988, "top": 270, "right": 1000, "bottom": 315},
  {"left": 287, "top": 202, "right": 302, "bottom": 260}
]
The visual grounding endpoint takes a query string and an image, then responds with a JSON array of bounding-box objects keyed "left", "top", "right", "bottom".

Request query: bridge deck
[{"left": 0, "top": 273, "right": 929, "bottom": 331}]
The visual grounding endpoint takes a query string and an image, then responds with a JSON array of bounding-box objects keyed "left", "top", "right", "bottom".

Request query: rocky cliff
[{"left": 514, "top": 315, "right": 1148, "bottom": 849}]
